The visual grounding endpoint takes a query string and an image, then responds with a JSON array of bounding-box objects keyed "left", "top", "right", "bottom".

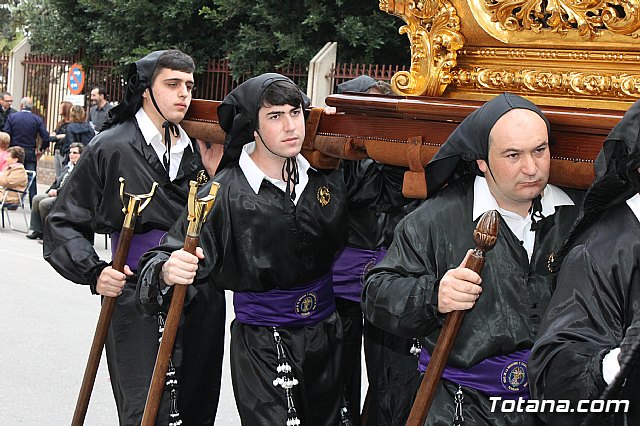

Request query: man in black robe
[
  {"left": 43, "top": 50, "right": 225, "bottom": 425},
  {"left": 327, "top": 75, "right": 421, "bottom": 425},
  {"left": 138, "top": 73, "right": 405, "bottom": 425},
  {"left": 362, "top": 93, "right": 584, "bottom": 425},
  {"left": 529, "top": 100, "right": 640, "bottom": 426}
]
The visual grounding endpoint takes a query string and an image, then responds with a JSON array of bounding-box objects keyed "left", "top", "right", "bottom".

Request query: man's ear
[
  {"left": 142, "top": 88, "right": 148, "bottom": 99},
  {"left": 477, "top": 159, "right": 488, "bottom": 173}
]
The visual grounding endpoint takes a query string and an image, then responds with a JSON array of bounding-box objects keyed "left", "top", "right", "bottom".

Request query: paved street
[{"left": 1, "top": 188, "right": 367, "bottom": 425}]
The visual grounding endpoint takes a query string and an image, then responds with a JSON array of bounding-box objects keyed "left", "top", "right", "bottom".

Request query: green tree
[
  {"left": 13, "top": 0, "right": 408, "bottom": 74},
  {"left": 16, "top": 0, "right": 226, "bottom": 68},
  {"left": 201, "top": 0, "right": 408, "bottom": 77},
  {"left": 1, "top": 0, "right": 22, "bottom": 52}
]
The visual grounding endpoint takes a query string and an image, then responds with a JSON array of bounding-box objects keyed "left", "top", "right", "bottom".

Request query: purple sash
[
  {"left": 233, "top": 273, "right": 335, "bottom": 327},
  {"left": 331, "top": 247, "right": 387, "bottom": 302},
  {"left": 110, "top": 229, "right": 167, "bottom": 272},
  {"left": 418, "top": 348, "right": 531, "bottom": 399}
]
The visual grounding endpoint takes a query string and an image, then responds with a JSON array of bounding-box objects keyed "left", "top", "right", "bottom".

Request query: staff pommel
[{"left": 473, "top": 210, "right": 499, "bottom": 253}]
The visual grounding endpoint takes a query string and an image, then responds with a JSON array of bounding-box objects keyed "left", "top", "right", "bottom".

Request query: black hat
[
  {"left": 550, "top": 99, "right": 640, "bottom": 273},
  {"left": 217, "top": 73, "right": 309, "bottom": 170},
  {"left": 424, "top": 92, "right": 550, "bottom": 198},
  {"left": 337, "top": 75, "right": 377, "bottom": 94},
  {"left": 101, "top": 50, "right": 166, "bottom": 131}
]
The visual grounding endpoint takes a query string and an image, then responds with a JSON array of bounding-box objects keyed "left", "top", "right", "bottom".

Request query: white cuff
[{"left": 602, "top": 347, "right": 621, "bottom": 385}]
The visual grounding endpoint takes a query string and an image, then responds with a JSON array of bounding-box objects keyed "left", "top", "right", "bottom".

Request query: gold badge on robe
[{"left": 317, "top": 186, "right": 330, "bottom": 206}]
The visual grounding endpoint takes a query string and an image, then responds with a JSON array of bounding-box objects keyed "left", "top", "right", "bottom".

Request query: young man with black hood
[
  {"left": 362, "top": 93, "right": 584, "bottom": 425},
  {"left": 529, "top": 100, "right": 640, "bottom": 426},
  {"left": 43, "top": 50, "right": 225, "bottom": 425},
  {"left": 138, "top": 73, "right": 405, "bottom": 425}
]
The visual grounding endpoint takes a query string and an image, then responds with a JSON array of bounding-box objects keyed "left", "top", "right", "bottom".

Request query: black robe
[
  {"left": 528, "top": 203, "right": 640, "bottom": 426},
  {"left": 43, "top": 118, "right": 225, "bottom": 426},
  {"left": 334, "top": 159, "right": 416, "bottom": 424},
  {"left": 362, "top": 175, "right": 583, "bottom": 426}
]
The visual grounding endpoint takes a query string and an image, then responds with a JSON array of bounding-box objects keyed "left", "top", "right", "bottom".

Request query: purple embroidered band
[
  {"left": 110, "top": 229, "right": 167, "bottom": 272},
  {"left": 233, "top": 273, "right": 335, "bottom": 327},
  {"left": 418, "top": 348, "right": 531, "bottom": 399},
  {"left": 331, "top": 246, "right": 387, "bottom": 302}
]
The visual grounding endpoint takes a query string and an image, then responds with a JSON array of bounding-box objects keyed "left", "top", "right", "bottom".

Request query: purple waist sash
[
  {"left": 418, "top": 348, "right": 531, "bottom": 399},
  {"left": 331, "top": 246, "right": 387, "bottom": 302},
  {"left": 233, "top": 273, "right": 335, "bottom": 327},
  {"left": 110, "top": 229, "right": 167, "bottom": 272}
]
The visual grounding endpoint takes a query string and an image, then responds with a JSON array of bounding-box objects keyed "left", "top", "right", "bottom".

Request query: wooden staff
[
  {"left": 72, "top": 178, "right": 158, "bottom": 426},
  {"left": 141, "top": 180, "right": 221, "bottom": 426},
  {"left": 406, "top": 210, "right": 499, "bottom": 426}
]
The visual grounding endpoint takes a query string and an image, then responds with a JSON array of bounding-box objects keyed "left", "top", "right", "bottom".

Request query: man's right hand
[
  {"left": 160, "top": 248, "right": 204, "bottom": 287},
  {"left": 96, "top": 265, "right": 133, "bottom": 297},
  {"left": 437, "top": 249, "right": 483, "bottom": 314}
]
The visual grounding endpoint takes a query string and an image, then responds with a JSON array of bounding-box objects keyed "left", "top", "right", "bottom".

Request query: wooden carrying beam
[{"left": 182, "top": 95, "right": 625, "bottom": 197}]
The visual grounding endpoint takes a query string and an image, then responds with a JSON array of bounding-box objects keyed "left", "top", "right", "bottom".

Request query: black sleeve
[
  {"left": 342, "top": 159, "right": 409, "bottom": 213},
  {"left": 362, "top": 211, "right": 444, "bottom": 338},
  {"left": 43, "top": 146, "right": 108, "bottom": 293},
  {"left": 529, "top": 245, "right": 622, "bottom": 425}
]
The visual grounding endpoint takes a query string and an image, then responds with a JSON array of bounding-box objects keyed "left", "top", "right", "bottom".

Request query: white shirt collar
[
  {"left": 135, "top": 108, "right": 192, "bottom": 180},
  {"left": 239, "top": 141, "right": 312, "bottom": 204},
  {"left": 626, "top": 193, "right": 640, "bottom": 223},
  {"left": 472, "top": 176, "right": 574, "bottom": 221}
]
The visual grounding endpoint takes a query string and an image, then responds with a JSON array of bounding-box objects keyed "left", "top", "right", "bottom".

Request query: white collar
[
  {"left": 473, "top": 176, "right": 574, "bottom": 221},
  {"left": 626, "top": 193, "right": 640, "bottom": 223},
  {"left": 135, "top": 108, "right": 192, "bottom": 151},
  {"left": 239, "top": 141, "right": 312, "bottom": 194}
]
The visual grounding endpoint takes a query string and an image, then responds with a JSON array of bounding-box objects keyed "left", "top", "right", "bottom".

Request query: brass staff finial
[
  {"left": 118, "top": 177, "right": 159, "bottom": 228},
  {"left": 186, "top": 180, "right": 221, "bottom": 237}
]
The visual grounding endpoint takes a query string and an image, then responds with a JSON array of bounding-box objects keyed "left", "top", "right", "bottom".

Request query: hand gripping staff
[
  {"left": 72, "top": 178, "right": 158, "bottom": 426},
  {"left": 406, "top": 210, "right": 499, "bottom": 426},
  {"left": 141, "top": 180, "right": 221, "bottom": 426}
]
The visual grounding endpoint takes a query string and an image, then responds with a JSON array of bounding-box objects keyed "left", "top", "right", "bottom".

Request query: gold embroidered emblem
[
  {"left": 295, "top": 292, "right": 318, "bottom": 317},
  {"left": 317, "top": 186, "right": 331, "bottom": 206},
  {"left": 196, "top": 170, "right": 210, "bottom": 185}
]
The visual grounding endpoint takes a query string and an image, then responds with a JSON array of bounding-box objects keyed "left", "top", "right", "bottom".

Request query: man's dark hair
[
  {"left": 93, "top": 86, "right": 108, "bottom": 99},
  {"left": 151, "top": 50, "right": 195, "bottom": 84},
  {"left": 259, "top": 80, "right": 303, "bottom": 110},
  {"left": 69, "top": 142, "right": 85, "bottom": 154},
  {"left": 8, "top": 146, "right": 25, "bottom": 163}
]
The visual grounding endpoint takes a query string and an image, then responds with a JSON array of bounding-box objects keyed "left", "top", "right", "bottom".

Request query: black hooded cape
[{"left": 529, "top": 99, "right": 640, "bottom": 426}]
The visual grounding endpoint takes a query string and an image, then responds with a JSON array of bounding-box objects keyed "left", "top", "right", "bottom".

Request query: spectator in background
[
  {"left": 0, "top": 92, "right": 16, "bottom": 130},
  {"left": 3, "top": 97, "right": 50, "bottom": 205},
  {"left": 63, "top": 105, "right": 94, "bottom": 165},
  {"left": 49, "top": 101, "right": 73, "bottom": 178},
  {"left": 26, "top": 142, "right": 85, "bottom": 241},
  {"left": 88, "top": 86, "right": 112, "bottom": 133},
  {"left": 0, "top": 131, "right": 10, "bottom": 171},
  {"left": 0, "top": 146, "right": 28, "bottom": 207}
]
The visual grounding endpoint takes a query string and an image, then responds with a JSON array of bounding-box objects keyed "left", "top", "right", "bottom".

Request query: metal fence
[
  {"left": 0, "top": 53, "right": 9, "bottom": 93},
  {"left": 16, "top": 54, "right": 405, "bottom": 130}
]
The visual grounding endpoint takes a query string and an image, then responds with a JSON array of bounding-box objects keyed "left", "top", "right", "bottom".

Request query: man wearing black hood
[
  {"left": 138, "top": 73, "right": 405, "bottom": 425},
  {"left": 43, "top": 50, "right": 225, "bottom": 425},
  {"left": 362, "top": 93, "right": 584, "bottom": 425},
  {"left": 529, "top": 100, "right": 640, "bottom": 426}
]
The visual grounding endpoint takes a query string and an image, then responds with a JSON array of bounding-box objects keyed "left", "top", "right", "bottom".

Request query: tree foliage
[
  {"left": 11, "top": 0, "right": 409, "bottom": 75},
  {"left": 201, "top": 0, "right": 409, "bottom": 76}
]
